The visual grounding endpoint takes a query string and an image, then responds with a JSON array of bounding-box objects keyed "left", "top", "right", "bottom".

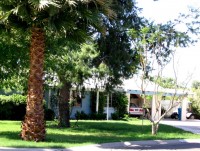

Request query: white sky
[{"left": 136, "top": 0, "right": 200, "bottom": 87}]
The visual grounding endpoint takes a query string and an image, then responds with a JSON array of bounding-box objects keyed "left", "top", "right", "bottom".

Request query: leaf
[
  {"left": 64, "top": 0, "right": 77, "bottom": 7},
  {"left": 28, "top": 0, "right": 60, "bottom": 10},
  {"left": 0, "top": 10, "right": 12, "bottom": 23}
]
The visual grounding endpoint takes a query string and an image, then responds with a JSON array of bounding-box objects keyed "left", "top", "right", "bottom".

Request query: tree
[
  {"left": 45, "top": 42, "right": 101, "bottom": 127},
  {"left": 45, "top": 0, "right": 143, "bottom": 127},
  {"left": 94, "top": 0, "right": 142, "bottom": 90},
  {"left": 0, "top": 0, "right": 114, "bottom": 141},
  {"left": 129, "top": 21, "right": 193, "bottom": 135}
]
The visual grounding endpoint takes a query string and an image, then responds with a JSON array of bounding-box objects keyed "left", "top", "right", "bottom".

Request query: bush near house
[
  {"left": 75, "top": 111, "right": 106, "bottom": 120},
  {"left": 90, "top": 91, "right": 107, "bottom": 114},
  {"left": 90, "top": 112, "right": 106, "bottom": 120},
  {"left": 0, "top": 94, "right": 26, "bottom": 120},
  {"left": 0, "top": 94, "right": 55, "bottom": 120},
  {"left": 188, "top": 89, "right": 200, "bottom": 117},
  {"left": 111, "top": 92, "right": 128, "bottom": 120},
  {"left": 91, "top": 91, "right": 128, "bottom": 120}
]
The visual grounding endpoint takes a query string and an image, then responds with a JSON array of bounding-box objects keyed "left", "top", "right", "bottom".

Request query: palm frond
[
  {"left": 0, "top": 9, "right": 12, "bottom": 23},
  {"left": 64, "top": 0, "right": 78, "bottom": 7},
  {"left": 28, "top": 0, "right": 60, "bottom": 10}
]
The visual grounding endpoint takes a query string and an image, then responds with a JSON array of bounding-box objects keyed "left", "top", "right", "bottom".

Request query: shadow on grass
[
  {"left": 0, "top": 131, "right": 20, "bottom": 140},
  {"left": 0, "top": 120, "right": 197, "bottom": 149}
]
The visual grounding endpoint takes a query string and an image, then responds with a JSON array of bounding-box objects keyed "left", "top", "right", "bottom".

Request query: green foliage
[
  {"left": 94, "top": 0, "right": 141, "bottom": 90},
  {"left": 90, "top": 91, "right": 107, "bottom": 114},
  {"left": 129, "top": 21, "right": 193, "bottom": 78},
  {"left": 0, "top": 94, "right": 26, "bottom": 105},
  {"left": 0, "top": 94, "right": 55, "bottom": 120},
  {"left": 192, "top": 80, "right": 200, "bottom": 90},
  {"left": 0, "top": 0, "right": 114, "bottom": 42},
  {"left": 91, "top": 91, "right": 128, "bottom": 120},
  {"left": 0, "top": 0, "right": 115, "bottom": 93},
  {"left": 90, "top": 113, "right": 106, "bottom": 120},
  {"left": 75, "top": 111, "right": 89, "bottom": 120},
  {"left": 0, "top": 27, "right": 29, "bottom": 91},
  {"left": 190, "top": 89, "right": 200, "bottom": 115},
  {"left": 0, "top": 94, "right": 26, "bottom": 120},
  {"left": 150, "top": 76, "right": 177, "bottom": 89},
  {"left": 75, "top": 111, "right": 106, "bottom": 120},
  {"left": 145, "top": 95, "right": 153, "bottom": 101},
  {"left": 45, "top": 42, "right": 102, "bottom": 89},
  {"left": 111, "top": 92, "right": 128, "bottom": 119},
  {"left": 111, "top": 112, "right": 120, "bottom": 120}
]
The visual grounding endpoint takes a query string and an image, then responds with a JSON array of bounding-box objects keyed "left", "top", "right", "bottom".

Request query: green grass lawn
[{"left": 0, "top": 119, "right": 200, "bottom": 148}]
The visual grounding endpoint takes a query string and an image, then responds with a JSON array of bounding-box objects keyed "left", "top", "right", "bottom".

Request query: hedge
[
  {"left": 0, "top": 94, "right": 54, "bottom": 120},
  {"left": 0, "top": 94, "right": 26, "bottom": 105}
]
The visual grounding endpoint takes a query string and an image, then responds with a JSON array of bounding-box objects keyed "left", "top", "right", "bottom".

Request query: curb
[{"left": 0, "top": 139, "right": 200, "bottom": 151}]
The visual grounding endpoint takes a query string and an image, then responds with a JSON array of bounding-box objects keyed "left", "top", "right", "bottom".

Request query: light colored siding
[{"left": 70, "top": 91, "right": 91, "bottom": 119}]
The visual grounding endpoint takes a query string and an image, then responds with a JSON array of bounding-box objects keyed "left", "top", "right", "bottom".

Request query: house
[{"left": 45, "top": 76, "right": 189, "bottom": 120}]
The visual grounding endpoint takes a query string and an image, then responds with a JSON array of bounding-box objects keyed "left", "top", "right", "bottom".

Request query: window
[{"left": 71, "top": 90, "right": 82, "bottom": 107}]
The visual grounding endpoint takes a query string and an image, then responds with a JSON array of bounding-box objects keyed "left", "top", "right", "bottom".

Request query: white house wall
[{"left": 70, "top": 91, "right": 91, "bottom": 119}]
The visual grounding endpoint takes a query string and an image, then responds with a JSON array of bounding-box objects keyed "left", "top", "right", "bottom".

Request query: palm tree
[{"left": 0, "top": 0, "right": 115, "bottom": 141}]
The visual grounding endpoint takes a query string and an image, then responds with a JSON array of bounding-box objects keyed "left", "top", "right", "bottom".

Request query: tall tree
[
  {"left": 0, "top": 0, "right": 114, "bottom": 141},
  {"left": 94, "top": 0, "right": 142, "bottom": 90},
  {"left": 45, "top": 42, "right": 100, "bottom": 127}
]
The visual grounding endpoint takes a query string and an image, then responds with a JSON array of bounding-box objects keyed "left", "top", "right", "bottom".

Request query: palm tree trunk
[
  {"left": 58, "top": 79, "right": 71, "bottom": 127},
  {"left": 21, "top": 27, "right": 46, "bottom": 141}
]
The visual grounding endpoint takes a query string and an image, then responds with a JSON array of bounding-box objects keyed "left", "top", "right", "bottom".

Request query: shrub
[
  {"left": 0, "top": 94, "right": 26, "bottom": 105},
  {"left": 189, "top": 89, "right": 200, "bottom": 116},
  {"left": 90, "top": 91, "right": 107, "bottom": 114},
  {"left": 45, "top": 109, "right": 55, "bottom": 121},
  {"left": 112, "top": 92, "right": 128, "bottom": 119},
  {"left": 111, "top": 112, "right": 119, "bottom": 120},
  {"left": 0, "top": 94, "right": 55, "bottom": 120},
  {"left": 0, "top": 94, "right": 26, "bottom": 120},
  {"left": 75, "top": 111, "right": 89, "bottom": 120},
  {"left": 90, "top": 113, "right": 106, "bottom": 120}
]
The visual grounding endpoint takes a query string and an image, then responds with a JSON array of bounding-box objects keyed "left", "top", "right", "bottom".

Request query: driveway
[{"left": 160, "top": 119, "right": 200, "bottom": 134}]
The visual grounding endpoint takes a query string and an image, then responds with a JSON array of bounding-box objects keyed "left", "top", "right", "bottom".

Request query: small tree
[{"left": 129, "top": 20, "right": 193, "bottom": 135}]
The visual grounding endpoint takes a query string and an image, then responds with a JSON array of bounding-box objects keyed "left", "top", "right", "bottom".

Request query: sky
[{"left": 136, "top": 0, "right": 200, "bottom": 87}]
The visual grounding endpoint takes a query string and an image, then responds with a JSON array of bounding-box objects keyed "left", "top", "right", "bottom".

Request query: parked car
[
  {"left": 129, "top": 103, "right": 144, "bottom": 117},
  {"left": 171, "top": 111, "right": 199, "bottom": 119}
]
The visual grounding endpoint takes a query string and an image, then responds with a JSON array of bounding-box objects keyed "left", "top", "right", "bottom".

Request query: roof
[
  {"left": 120, "top": 76, "right": 187, "bottom": 96},
  {"left": 70, "top": 76, "right": 189, "bottom": 96}
]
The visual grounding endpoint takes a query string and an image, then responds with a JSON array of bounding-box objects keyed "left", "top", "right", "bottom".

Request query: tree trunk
[
  {"left": 152, "top": 122, "right": 159, "bottom": 135},
  {"left": 21, "top": 27, "right": 46, "bottom": 141},
  {"left": 58, "top": 80, "right": 71, "bottom": 127}
]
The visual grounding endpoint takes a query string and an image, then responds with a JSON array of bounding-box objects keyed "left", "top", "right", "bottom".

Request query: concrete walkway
[{"left": 160, "top": 119, "right": 200, "bottom": 134}]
